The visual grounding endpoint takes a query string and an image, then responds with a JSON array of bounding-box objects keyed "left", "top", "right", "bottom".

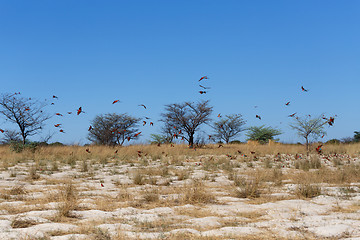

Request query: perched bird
[
  {"left": 256, "top": 115, "right": 261, "bottom": 120},
  {"left": 301, "top": 86, "right": 308, "bottom": 92},
  {"left": 54, "top": 124, "right": 61, "bottom": 127},
  {"left": 199, "top": 91, "right": 206, "bottom": 94},
  {"left": 208, "top": 135, "right": 212, "bottom": 140},
  {"left": 285, "top": 102, "right": 290, "bottom": 106},
  {"left": 288, "top": 113, "right": 297, "bottom": 117},
  {"left": 217, "top": 114, "right": 221, "bottom": 118},
  {"left": 112, "top": 100, "right": 120, "bottom": 104},
  {"left": 114, "top": 150, "right": 118, "bottom": 154},
  {"left": 56, "top": 113, "right": 63, "bottom": 116},
  {"left": 86, "top": 148, "right": 91, "bottom": 153},
  {"left": 138, "top": 104, "right": 146, "bottom": 109},
  {"left": 25, "top": 107, "right": 30, "bottom": 111},
  {"left": 101, "top": 183, "right": 104, "bottom": 187},
  {"left": 77, "top": 107, "right": 82, "bottom": 115},
  {"left": 198, "top": 76, "right": 208, "bottom": 81},
  {"left": 88, "top": 126, "right": 93, "bottom": 131},
  {"left": 127, "top": 136, "right": 131, "bottom": 141},
  {"left": 0, "top": 129, "right": 4, "bottom": 133}
]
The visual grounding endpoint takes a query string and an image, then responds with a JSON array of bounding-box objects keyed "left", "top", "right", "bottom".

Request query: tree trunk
[
  {"left": 189, "top": 134, "right": 194, "bottom": 148},
  {"left": 305, "top": 137, "right": 309, "bottom": 156}
]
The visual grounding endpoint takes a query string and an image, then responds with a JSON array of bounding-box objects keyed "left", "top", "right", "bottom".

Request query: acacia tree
[
  {"left": 0, "top": 93, "right": 51, "bottom": 144},
  {"left": 246, "top": 125, "right": 282, "bottom": 144},
  {"left": 161, "top": 100, "right": 213, "bottom": 148},
  {"left": 88, "top": 113, "right": 140, "bottom": 145},
  {"left": 354, "top": 131, "right": 360, "bottom": 142},
  {"left": 289, "top": 115, "right": 327, "bottom": 153},
  {"left": 213, "top": 114, "right": 246, "bottom": 143}
]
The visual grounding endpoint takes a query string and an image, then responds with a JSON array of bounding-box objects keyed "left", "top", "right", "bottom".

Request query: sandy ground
[{"left": 0, "top": 153, "right": 359, "bottom": 240}]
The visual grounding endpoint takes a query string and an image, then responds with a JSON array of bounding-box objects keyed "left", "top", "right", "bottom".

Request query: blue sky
[{"left": 0, "top": 1, "right": 359, "bottom": 144}]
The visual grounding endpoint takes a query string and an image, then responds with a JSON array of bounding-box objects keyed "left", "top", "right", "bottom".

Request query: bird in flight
[
  {"left": 0, "top": 129, "right": 4, "bottom": 133},
  {"left": 328, "top": 117, "right": 335, "bottom": 126},
  {"left": 301, "top": 86, "right": 308, "bottom": 92},
  {"left": 77, "top": 107, "right": 83, "bottom": 115},
  {"left": 199, "top": 85, "right": 210, "bottom": 89},
  {"left": 256, "top": 115, "right": 261, "bottom": 120},
  {"left": 143, "top": 121, "right": 146, "bottom": 126},
  {"left": 217, "top": 114, "right": 221, "bottom": 118},
  {"left": 59, "top": 129, "right": 65, "bottom": 133},
  {"left": 199, "top": 91, "right": 207, "bottom": 94},
  {"left": 150, "top": 122, "right": 153, "bottom": 126},
  {"left": 288, "top": 113, "right": 297, "bottom": 117},
  {"left": 53, "top": 95, "right": 58, "bottom": 99},
  {"left": 134, "top": 132, "right": 141, "bottom": 137},
  {"left": 86, "top": 148, "right": 91, "bottom": 153},
  {"left": 198, "top": 76, "right": 208, "bottom": 82},
  {"left": 67, "top": 112, "right": 72, "bottom": 114},
  {"left": 139, "top": 104, "right": 146, "bottom": 109},
  {"left": 112, "top": 100, "right": 120, "bottom": 104},
  {"left": 25, "top": 107, "right": 30, "bottom": 111},
  {"left": 285, "top": 102, "right": 290, "bottom": 106},
  {"left": 88, "top": 126, "right": 93, "bottom": 131},
  {"left": 54, "top": 124, "right": 61, "bottom": 127},
  {"left": 56, "top": 113, "right": 63, "bottom": 116}
]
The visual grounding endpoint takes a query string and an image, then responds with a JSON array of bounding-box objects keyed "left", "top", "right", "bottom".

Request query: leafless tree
[
  {"left": 213, "top": 114, "right": 246, "bottom": 144},
  {"left": 0, "top": 93, "right": 51, "bottom": 144},
  {"left": 161, "top": 100, "right": 213, "bottom": 148},
  {"left": 88, "top": 113, "right": 140, "bottom": 146},
  {"left": 289, "top": 115, "right": 328, "bottom": 153},
  {"left": 0, "top": 129, "right": 21, "bottom": 144}
]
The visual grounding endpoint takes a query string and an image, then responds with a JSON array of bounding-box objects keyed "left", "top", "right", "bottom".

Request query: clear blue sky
[{"left": 0, "top": 1, "right": 359, "bottom": 144}]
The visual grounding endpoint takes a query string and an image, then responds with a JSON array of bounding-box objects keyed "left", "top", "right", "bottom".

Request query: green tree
[
  {"left": 213, "top": 114, "right": 246, "bottom": 144},
  {"left": 354, "top": 131, "right": 360, "bottom": 142},
  {"left": 246, "top": 125, "right": 282, "bottom": 144}
]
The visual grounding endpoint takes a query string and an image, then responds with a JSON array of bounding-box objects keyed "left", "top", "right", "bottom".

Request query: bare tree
[
  {"left": 0, "top": 129, "right": 21, "bottom": 144},
  {"left": 88, "top": 113, "right": 140, "bottom": 146},
  {"left": 213, "top": 114, "right": 246, "bottom": 144},
  {"left": 161, "top": 100, "right": 213, "bottom": 148},
  {"left": 289, "top": 115, "right": 328, "bottom": 153},
  {"left": 0, "top": 93, "right": 51, "bottom": 144}
]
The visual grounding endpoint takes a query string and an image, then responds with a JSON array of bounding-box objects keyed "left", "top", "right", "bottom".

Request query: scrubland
[{"left": 0, "top": 143, "right": 359, "bottom": 239}]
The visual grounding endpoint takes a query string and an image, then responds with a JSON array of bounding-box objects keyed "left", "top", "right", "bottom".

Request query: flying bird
[
  {"left": 256, "top": 115, "right": 261, "bottom": 120},
  {"left": 88, "top": 126, "right": 93, "bottom": 131},
  {"left": 54, "top": 124, "right": 61, "bottom": 127},
  {"left": 143, "top": 121, "right": 146, "bottom": 126},
  {"left": 301, "top": 86, "right": 308, "bottom": 92},
  {"left": 288, "top": 113, "right": 297, "bottom": 117},
  {"left": 86, "top": 148, "right": 91, "bottom": 153},
  {"left": 150, "top": 122, "right": 153, "bottom": 126},
  {"left": 134, "top": 132, "right": 141, "bottom": 137},
  {"left": 217, "top": 114, "right": 221, "bottom": 118},
  {"left": 0, "top": 129, "right": 4, "bottom": 133},
  {"left": 112, "top": 100, "right": 120, "bottom": 104},
  {"left": 198, "top": 76, "right": 208, "bottom": 81},
  {"left": 25, "top": 108, "right": 30, "bottom": 111},
  {"left": 199, "top": 84, "right": 210, "bottom": 89},
  {"left": 67, "top": 112, "right": 72, "bottom": 114},
  {"left": 56, "top": 113, "right": 63, "bottom": 116},
  {"left": 199, "top": 91, "right": 207, "bottom": 94},
  {"left": 77, "top": 107, "right": 82, "bottom": 115},
  {"left": 285, "top": 102, "right": 290, "bottom": 106},
  {"left": 53, "top": 95, "right": 58, "bottom": 99},
  {"left": 138, "top": 104, "right": 146, "bottom": 109},
  {"left": 59, "top": 129, "right": 65, "bottom": 133}
]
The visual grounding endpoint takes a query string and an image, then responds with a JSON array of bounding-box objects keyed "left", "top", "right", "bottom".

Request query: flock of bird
[{"left": 1, "top": 77, "right": 336, "bottom": 151}]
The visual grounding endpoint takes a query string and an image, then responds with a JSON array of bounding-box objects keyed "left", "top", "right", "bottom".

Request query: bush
[{"left": 326, "top": 139, "right": 341, "bottom": 144}]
